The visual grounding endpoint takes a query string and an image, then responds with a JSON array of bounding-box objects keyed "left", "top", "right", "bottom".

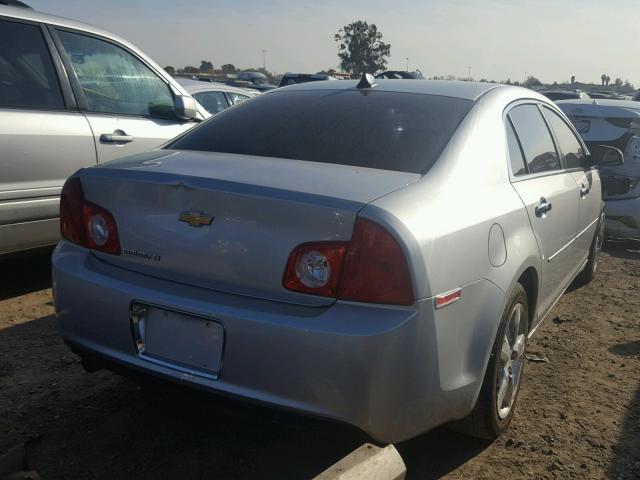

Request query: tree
[
  {"left": 182, "top": 66, "right": 199, "bottom": 74},
  {"left": 605, "top": 75, "right": 611, "bottom": 86},
  {"left": 614, "top": 77, "right": 623, "bottom": 90},
  {"left": 164, "top": 66, "right": 175, "bottom": 75},
  {"left": 334, "top": 20, "right": 391, "bottom": 76},
  {"left": 571, "top": 75, "right": 575, "bottom": 84},
  {"left": 199, "top": 60, "right": 214, "bottom": 72},
  {"left": 220, "top": 64, "right": 237, "bottom": 74},
  {"left": 523, "top": 75, "right": 542, "bottom": 88}
]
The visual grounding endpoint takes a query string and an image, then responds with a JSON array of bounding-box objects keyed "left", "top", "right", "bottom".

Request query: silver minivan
[{"left": 0, "top": 4, "right": 207, "bottom": 255}]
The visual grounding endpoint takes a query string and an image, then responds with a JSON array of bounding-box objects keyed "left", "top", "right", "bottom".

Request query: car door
[
  {"left": 542, "top": 106, "right": 601, "bottom": 259},
  {"left": 52, "top": 28, "right": 196, "bottom": 163},
  {"left": 0, "top": 18, "right": 95, "bottom": 254},
  {"left": 506, "top": 103, "right": 581, "bottom": 323}
]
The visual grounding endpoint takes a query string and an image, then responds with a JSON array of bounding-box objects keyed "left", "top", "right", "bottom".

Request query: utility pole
[
  {"left": 262, "top": 50, "right": 267, "bottom": 72},
  {"left": 406, "top": 57, "right": 409, "bottom": 72}
]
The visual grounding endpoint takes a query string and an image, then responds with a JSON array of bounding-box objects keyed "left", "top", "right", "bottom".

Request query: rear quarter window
[{"left": 169, "top": 89, "right": 473, "bottom": 174}]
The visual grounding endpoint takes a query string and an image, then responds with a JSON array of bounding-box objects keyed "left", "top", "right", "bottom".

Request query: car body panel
[{"left": 0, "top": 109, "right": 95, "bottom": 254}]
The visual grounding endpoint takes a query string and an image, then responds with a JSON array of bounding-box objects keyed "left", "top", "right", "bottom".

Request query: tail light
[
  {"left": 60, "top": 177, "right": 121, "bottom": 255},
  {"left": 283, "top": 218, "right": 414, "bottom": 305}
]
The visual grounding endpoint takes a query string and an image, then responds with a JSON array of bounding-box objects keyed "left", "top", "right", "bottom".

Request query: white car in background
[
  {"left": 177, "top": 79, "right": 260, "bottom": 115},
  {"left": 558, "top": 99, "right": 640, "bottom": 239}
]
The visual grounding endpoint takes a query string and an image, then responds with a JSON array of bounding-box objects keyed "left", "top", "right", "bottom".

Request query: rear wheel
[
  {"left": 577, "top": 212, "right": 605, "bottom": 285},
  {"left": 452, "top": 283, "right": 528, "bottom": 439}
]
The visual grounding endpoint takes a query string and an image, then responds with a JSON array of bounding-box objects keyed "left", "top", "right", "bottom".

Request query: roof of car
[
  {"left": 556, "top": 99, "right": 640, "bottom": 117},
  {"left": 280, "top": 79, "right": 502, "bottom": 101},
  {"left": 556, "top": 99, "right": 640, "bottom": 110},
  {"left": 177, "top": 79, "right": 259, "bottom": 96},
  {"left": 0, "top": 5, "right": 131, "bottom": 44}
]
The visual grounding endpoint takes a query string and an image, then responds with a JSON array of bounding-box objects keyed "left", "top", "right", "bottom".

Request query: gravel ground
[{"left": 0, "top": 244, "right": 638, "bottom": 479}]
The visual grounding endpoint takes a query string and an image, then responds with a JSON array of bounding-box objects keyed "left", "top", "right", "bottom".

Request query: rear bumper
[
  {"left": 52, "top": 241, "right": 505, "bottom": 443},
  {"left": 604, "top": 197, "right": 640, "bottom": 239}
]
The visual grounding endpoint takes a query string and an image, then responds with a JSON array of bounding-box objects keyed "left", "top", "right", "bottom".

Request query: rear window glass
[{"left": 169, "top": 89, "right": 473, "bottom": 174}]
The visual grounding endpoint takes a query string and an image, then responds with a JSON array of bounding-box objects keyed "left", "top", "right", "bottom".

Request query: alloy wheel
[{"left": 496, "top": 302, "right": 527, "bottom": 420}]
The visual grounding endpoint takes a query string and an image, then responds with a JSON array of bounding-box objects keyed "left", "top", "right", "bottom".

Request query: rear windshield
[{"left": 169, "top": 89, "right": 473, "bottom": 174}]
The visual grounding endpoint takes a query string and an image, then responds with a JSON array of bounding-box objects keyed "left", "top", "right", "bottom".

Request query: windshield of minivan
[{"left": 169, "top": 89, "right": 472, "bottom": 174}]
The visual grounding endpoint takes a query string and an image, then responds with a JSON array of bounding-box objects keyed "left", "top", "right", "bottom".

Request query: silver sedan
[{"left": 52, "top": 78, "right": 620, "bottom": 443}]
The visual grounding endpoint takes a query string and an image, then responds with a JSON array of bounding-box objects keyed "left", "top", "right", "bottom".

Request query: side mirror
[
  {"left": 586, "top": 145, "right": 624, "bottom": 167},
  {"left": 174, "top": 95, "right": 198, "bottom": 121}
]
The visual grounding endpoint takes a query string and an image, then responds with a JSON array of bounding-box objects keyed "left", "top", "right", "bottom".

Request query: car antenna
[{"left": 357, "top": 73, "right": 377, "bottom": 89}]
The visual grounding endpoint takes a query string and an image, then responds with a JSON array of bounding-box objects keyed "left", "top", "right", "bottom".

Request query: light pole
[{"left": 262, "top": 50, "right": 267, "bottom": 72}]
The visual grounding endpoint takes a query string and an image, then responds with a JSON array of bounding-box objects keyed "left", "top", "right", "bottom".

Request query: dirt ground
[{"left": 0, "top": 244, "right": 639, "bottom": 480}]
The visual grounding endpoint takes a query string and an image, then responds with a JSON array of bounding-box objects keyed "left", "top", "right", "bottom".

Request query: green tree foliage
[
  {"left": 334, "top": 20, "right": 391, "bottom": 76},
  {"left": 182, "top": 66, "right": 199, "bottom": 74},
  {"left": 164, "top": 66, "right": 175, "bottom": 75},
  {"left": 523, "top": 75, "right": 542, "bottom": 88},
  {"left": 220, "top": 64, "right": 237, "bottom": 74},
  {"left": 199, "top": 60, "right": 214, "bottom": 72}
]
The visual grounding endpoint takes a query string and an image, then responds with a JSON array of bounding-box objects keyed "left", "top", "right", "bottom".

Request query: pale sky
[{"left": 29, "top": 0, "right": 640, "bottom": 85}]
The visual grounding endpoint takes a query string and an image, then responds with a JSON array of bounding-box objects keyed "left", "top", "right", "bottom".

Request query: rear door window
[
  {"left": 508, "top": 104, "right": 561, "bottom": 174},
  {"left": 170, "top": 90, "right": 473, "bottom": 174},
  {"left": 543, "top": 107, "right": 586, "bottom": 169},
  {"left": 0, "top": 20, "right": 64, "bottom": 110}
]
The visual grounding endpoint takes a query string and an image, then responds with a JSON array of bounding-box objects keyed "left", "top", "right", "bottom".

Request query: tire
[
  {"left": 577, "top": 211, "right": 605, "bottom": 285},
  {"left": 451, "top": 283, "right": 529, "bottom": 439}
]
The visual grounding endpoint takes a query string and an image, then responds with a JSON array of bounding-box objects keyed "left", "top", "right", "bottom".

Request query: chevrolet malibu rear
[{"left": 53, "top": 80, "right": 578, "bottom": 443}]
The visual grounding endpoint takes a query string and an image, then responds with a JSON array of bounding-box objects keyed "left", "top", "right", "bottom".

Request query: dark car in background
[
  {"left": 279, "top": 73, "right": 337, "bottom": 87},
  {"left": 375, "top": 70, "right": 425, "bottom": 79},
  {"left": 226, "top": 71, "right": 277, "bottom": 91},
  {"left": 539, "top": 89, "right": 590, "bottom": 101}
]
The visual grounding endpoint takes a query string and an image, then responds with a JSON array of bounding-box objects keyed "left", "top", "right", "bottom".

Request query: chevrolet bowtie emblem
[{"left": 179, "top": 211, "right": 215, "bottom": 227}]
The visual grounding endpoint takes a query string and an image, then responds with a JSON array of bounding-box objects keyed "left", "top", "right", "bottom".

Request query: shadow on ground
[{"left": 0, "top": 248, "right": 53, "bottom": 301}]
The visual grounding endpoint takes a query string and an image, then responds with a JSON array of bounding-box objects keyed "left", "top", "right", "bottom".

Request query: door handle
[
  {"left": 580, "top": 184, "right": 590, "bottom": 197},
  {"left": 100, "top": 132, "right": 134, "bottom": 144},
  {"left": 535, "top": 197, "right": 553, "bottom": 217}
]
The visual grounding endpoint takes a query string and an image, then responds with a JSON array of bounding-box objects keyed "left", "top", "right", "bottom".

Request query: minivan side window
[
  {"left": 506, "top": 118, "right": 527, "bottom": 176},
  {"left": 0, "top": 20, "right": 64, "bottom": 110},
  {"left": 543, "top": 107, "right": 586, "bottom": 169},
  {"left": 508, "top": 104, "right": 561, "bottom": 174},
  {"left": 56, "top": 30, "right": 175, "bottom": 118}
]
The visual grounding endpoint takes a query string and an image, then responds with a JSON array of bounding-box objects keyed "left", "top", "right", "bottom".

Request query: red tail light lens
[
  {"left": 283, "top": 243, "right": 348, "bottom": 297},
  {"left": 60, "top": 178, "right": 87, "bottom": 246},
  {"left": 60, "top": 177, "right": 120, "bottom": 255},
  {"left": 283, "top": 218, "right": 414, "bottom": 305},
  {"left": 338, "top": 218, "right": 414, "bottom": 305}
]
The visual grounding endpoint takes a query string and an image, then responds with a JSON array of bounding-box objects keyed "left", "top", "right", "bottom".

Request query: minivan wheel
[
  {"left": 451, "top": 283, "right": 528, "bottom": 439},
  {"left": 577, "top": 212, "right": 605, "bottom": 285}
]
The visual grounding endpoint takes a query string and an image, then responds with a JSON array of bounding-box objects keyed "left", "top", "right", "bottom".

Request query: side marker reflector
[{"left": 434, "top": 288, "right": 461, "bottom": 309}]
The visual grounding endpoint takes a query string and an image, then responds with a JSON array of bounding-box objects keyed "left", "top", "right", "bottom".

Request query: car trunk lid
[{"left": 79, "top": 150, "right": 420, "bottom": 306}]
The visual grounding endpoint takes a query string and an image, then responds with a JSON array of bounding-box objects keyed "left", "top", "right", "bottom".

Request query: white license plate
[
  {"left": 573, "top": 120, "right": 591, "bottom": 134},
  {"left": 132, "top": 304, "right": 224, "bottom": 378}
]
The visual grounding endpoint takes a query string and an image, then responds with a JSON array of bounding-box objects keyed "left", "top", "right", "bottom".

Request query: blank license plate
[{"left": 140, "top": 306, "right": 224, "bottom": 377}]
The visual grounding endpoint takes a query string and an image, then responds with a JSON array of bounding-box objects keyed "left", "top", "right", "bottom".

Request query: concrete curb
[{"left": 313, "top": 443, "right": 406, "bottom": 480}]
